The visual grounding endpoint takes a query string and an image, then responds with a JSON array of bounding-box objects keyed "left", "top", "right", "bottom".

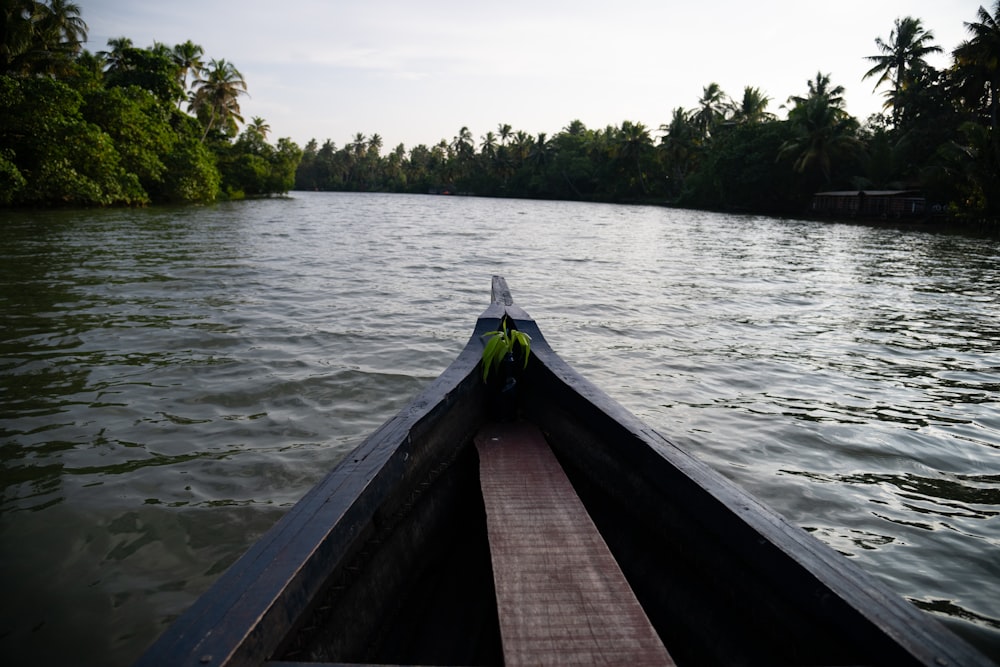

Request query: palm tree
[
  {"left": 480, "top": 131, "right": 498, "bottom": 159},
  {"left": 1, "top": 0, "right": 87, "bottom": 74},
  {"left": 659, "top": 107, "right": 700, "bottom": 192},
  {"left": 1, "top": 0, "right": 40, "bottom": 73},
  {"left": 451, "top": 126, "right": 474, "bottom": 159},
  {"left": 691, "top": 82, "right": 728, "bottom": 138},
  {"left": 864, "top": 16, "right": 942, "bottom": 125},
  {"left": 787, "top": 71, "right": 847, "bottom": 110},
  {"left": 527, "top": 132, "right": 552, "bottom": 169},
  {"left": 564, "top": 119, "right": 587, "bottom": 136},
  {"left": 189, "top": 58, "right": 248, "bottom": 141},
  {"left": 953, "top": 2, "right": 1000, "bottom": 137},
  {"left": 247, "top": 116, "right": 270, "bottom": 140},
  {"left": 172, "top": 40, "right": 204, "bottom": 99},
  {"left": 728, "top": 86, "right": 775, "bottom": 124},
  {"left": 38, "top": 0, "right": 87, "bottom": 53},
  {"left": 99, "top": 36, "right": 133, "bottom": 72},
  {"left": 780, "top": 73, "right": 863, "bottom": 186},
  {"left": 497, "top": 123, "right": 513, "bottom": 146},
  {"left": 510, "top": 130, "right": 533, "bottom": 163},
  {"left": 617, "top": 121, "right": 653, "bottom": 194}
]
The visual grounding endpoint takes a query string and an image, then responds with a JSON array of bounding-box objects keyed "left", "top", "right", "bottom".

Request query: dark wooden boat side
[{"left": 135, "top": 277, "right": 993, "bottom": 667}]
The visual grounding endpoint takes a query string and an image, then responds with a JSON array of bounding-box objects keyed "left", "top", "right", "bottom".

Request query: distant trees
[
  {"left": 3, "top": 2, "right": 997, "bottom": 218},
  {"left": 295, "top": 7, "right": 998, "bottom": 220},
  {"left": 0, "top": 0, "right": 300, "bottom": 207}
]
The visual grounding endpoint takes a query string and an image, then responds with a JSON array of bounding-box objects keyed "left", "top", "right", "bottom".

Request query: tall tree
[
  {"left": 864, "top": 16, "right": 942, "bottom": 125},
  {"left": 780, "top": 72, "right": 863, "bottom": 187},
  {"left": 953, "top": 1, "right": 1000, "bottom": 214},
  {"left": 788, "top": 71, "right": 847, "bottom": 110},
  {"left": 171, "top": 39, "right": 204, "bottom": 101},
  {"left": 1, "top": 0, "right": 39, "bottom": 73},
  {"left": 451, "top": 126, "right": 474, "bottom": 159},
  {"left": 189, "top": 57, "right": 247, "bottom": 141},
  {"left": 953, "top": 2, "right": 1000, "bottom": 136},
  {"left": 98, "top": 36, "right": 132, "bottom": 76},
  {"left": 247, "top": 116, "right": 270, "bottom": 140},
  {"left": 497, "top": 123, "right": 512, "bottom": 145},
  {"left": 37, "top": 0, "right": 86, "bottom": 53},
  {"left": 691, "top": 82, "right": 728, "bottom": 139},
  {"left": 727, "top": 86, "right": 775, "bottom": 124},
  {"left": 480, "top": 130, "right": 497, "bottom": 160},
  {"left": 1, "top": 0, "right": 87, "bottom": 74},
  {"left": 616, "top": 120, "right": 653, "bottom": 194},
  {"left": 659, "top": 107, "right": 700, "bottom": 194}
]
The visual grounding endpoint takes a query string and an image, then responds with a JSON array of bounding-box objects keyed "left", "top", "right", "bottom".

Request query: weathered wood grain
[{"left": 476, "top": 421, "right": 675, "bottom": 667}]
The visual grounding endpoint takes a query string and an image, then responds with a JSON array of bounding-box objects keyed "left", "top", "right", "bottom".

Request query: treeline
[
  {"left": 297, "top": 5, "right": 1000, "bottom": 218},
  {"left": 0, "top": 1, "right": 301, "bottom": 206}
]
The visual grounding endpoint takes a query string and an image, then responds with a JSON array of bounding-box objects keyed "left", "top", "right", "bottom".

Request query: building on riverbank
[{"left": 810, "top": 190, "right": 927, "bottom": 219}]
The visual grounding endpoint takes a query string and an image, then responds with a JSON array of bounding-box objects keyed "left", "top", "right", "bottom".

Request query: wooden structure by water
[
  {"left": 811, "top": 190, "right": 927, "bottom": 218},
  {"left": 134, "top": 276, "right": 991, "bottom": 667}
]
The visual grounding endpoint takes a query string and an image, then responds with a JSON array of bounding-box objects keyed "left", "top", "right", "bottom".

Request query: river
[{"left": 1, "top": 192, "right": 998, "bottom": 665}]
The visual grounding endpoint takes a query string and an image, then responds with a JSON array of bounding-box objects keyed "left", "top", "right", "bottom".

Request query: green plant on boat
[{"left": 480, "top": 316, "right": 531, "bottom": 382}]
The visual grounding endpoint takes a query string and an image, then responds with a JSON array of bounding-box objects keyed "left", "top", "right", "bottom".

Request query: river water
[{"left": 1, "top": 192, "right": 998, "bottom": 665}]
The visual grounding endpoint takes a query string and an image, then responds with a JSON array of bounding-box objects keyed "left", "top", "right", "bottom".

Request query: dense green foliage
[
  {"left": 297, "top": 4, "right": 1000, "bottom": 218},
  {"left": 0, "top": 0, "right": 300, "bottom": 206}
]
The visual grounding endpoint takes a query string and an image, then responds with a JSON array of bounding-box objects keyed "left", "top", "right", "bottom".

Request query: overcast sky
[{"left": 81, "top": 0, "right": 983, "bottom": 151}]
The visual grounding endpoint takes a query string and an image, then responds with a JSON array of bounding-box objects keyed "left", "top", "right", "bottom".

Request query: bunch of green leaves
[{"left": 481, "top": 317, "right": 531, "bottom": 382}]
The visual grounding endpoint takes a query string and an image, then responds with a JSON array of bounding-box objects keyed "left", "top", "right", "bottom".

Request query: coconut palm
[
  {"left": 864, "top": 16, "right": 942, "bottom": 124},
  {"left": 497, "top": 123, "right": 513, "bottom": 146},
  {"left": 480, "top": 131, "right": 498, "bottom": 160},
  {"left": 37, "top": 0, "right": 87, "bottom": 53},
  {"left": 99, "top": 36, "right": 133, "bottom": 72},
  {"left": 247, "top": 116, "right": 270, "bottom": 139},
  {"left": 1, "top": 0, "right": 39, "bottom": 73},
  {"left": 563, "top": 119, "right": 587, "bottom": 136},
  {"left": 728, "top": 86, "right": 775, "bottom": 124},
  {"left": 527, "top": 132, "right": 552, "bottom": 170},
  {"left": 451, "top": 126, "right": 474, "bottom": 159},
  {"left": 617, "top": 121, "right": 653, "bottom": 194},
  {"left": 189, "top": 58, "right": 248, "bottom": 141},
  {"left": 172, "top": 40, "right": 204, "bottom": 97},
  {"left": 780, "top": 73, "right": 863, "bottom": 185},
  {"left": 1, "top": 0, "right": 87, "bottom": 74},
  {"left": 691, "top": 82, "right": 728, "bottom": 138},
  {"left": 659, "top": 107, "right": 700, "bottom": 192},
  {"left": 786, "top": 72, "right": 847, "bottom": 113},
  {"left": 953, "top": 2, "right": 1000, "bottom": 136}
]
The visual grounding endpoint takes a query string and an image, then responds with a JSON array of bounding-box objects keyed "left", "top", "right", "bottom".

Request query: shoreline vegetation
[{"left": 1, "top": 2, "right": 999, "bottom": 225}]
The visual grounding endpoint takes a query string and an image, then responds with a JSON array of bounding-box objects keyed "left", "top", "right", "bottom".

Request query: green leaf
[
  {"left": 480, "top": 316, "right": 532, "bottom": 383},
  {"left": 481, "top": 332, "right": 507, "bottom": 381},
  {"left": 512, "top": 330, "right": 532, "bottom": 369}
]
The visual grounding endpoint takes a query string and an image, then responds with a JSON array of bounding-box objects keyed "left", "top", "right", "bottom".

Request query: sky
[{"left": 81, "top": 0, "right": 985, "bottom": 152}]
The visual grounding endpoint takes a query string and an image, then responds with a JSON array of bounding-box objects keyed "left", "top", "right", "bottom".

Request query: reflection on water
[{"left": 1, "top": 195, "right": 998, "bottom": 665}]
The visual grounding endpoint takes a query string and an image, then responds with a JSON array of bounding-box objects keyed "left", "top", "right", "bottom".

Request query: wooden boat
[{"left": 135, "top": 277, "right": 991, "bottom": 667}]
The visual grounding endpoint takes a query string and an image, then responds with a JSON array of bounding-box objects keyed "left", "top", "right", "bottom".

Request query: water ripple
[{"left": 1, "top": 195, "right": 998, "bottom": 664}]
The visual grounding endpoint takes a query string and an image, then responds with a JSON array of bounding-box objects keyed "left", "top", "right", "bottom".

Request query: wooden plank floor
[{"left": 475, "top": 421, "right": 675, "bottom": 666}]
